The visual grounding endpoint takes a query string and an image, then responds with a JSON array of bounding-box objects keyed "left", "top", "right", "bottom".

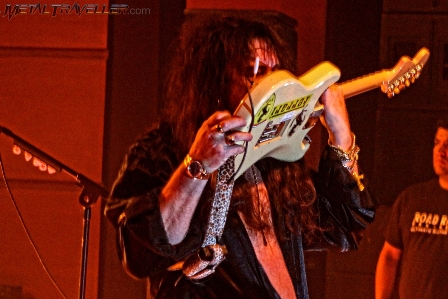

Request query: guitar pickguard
[{"left": 256, "top": 119, "right": 291, "bottom": 146}]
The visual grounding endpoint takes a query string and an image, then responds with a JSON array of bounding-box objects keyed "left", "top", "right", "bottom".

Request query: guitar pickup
[{"left": 256, "top": 120, "right": 290, "bottom": 145}]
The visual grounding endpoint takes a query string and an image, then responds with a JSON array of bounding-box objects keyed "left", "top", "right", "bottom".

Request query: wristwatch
[{"left": 184, "top": 154, "right": 211, "bottom": 180}]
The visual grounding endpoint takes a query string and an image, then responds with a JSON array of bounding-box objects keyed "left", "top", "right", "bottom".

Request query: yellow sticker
[
  {"left": 254, "top": 93, "right": 276, "bottom": 125},
  {"left": 269, "top": 95, "right": 312, "bottom": 119}
]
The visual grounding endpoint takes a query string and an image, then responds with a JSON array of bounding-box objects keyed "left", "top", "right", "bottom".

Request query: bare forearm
[
  {"left": 375, "top": 263, "right": 397, "bottom": 299},
  {"left": 159, "top": 111, "right": 252, "bottom": 245},
  {"left": 375, "top": 247, "right": 401, "bottom": 299},
  {"left": 160, "top": 164, "right": 208, "bottom": 244}
]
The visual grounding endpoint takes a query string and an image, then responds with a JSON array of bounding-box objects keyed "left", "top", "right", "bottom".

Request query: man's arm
[{"left": 375, "top": 241, "right": 402, "bottom": 299}]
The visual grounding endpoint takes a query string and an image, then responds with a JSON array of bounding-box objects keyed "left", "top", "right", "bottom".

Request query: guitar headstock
[{"left": 381, "top": 47, "right": 430, "bottom": 98}]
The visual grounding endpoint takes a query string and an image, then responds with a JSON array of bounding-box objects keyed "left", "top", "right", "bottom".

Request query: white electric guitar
[{"left": 232, "top": 47, "right": 430, "bottom": 179}]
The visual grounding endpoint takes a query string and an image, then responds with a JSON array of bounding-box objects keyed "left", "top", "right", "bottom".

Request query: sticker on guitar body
[
  {"left": 254, "top": 93, "right": 312, "bottom": 145},
  {"left": 254, "top": 93, "right": 312, "bottom": 126}
]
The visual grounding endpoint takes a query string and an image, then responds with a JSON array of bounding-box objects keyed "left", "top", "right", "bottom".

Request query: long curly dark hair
[
  {"left": 162, "top": 13, "right": 319, "bottom": 243},
  {"left": 163, "top": 12, "right": 297, "bottom": 151}
]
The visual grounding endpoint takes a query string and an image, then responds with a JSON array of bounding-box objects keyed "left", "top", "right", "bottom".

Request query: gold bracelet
[
  {"left": 328, "top": 133, "right": 358, "bottom": 162},
  {"left": 329, "top": 133, "right": 364, "bottom": 191}
]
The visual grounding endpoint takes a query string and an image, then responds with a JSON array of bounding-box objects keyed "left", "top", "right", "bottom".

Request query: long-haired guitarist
[{"left": 105, "top": 13, "right": 375, "bottom": 299}]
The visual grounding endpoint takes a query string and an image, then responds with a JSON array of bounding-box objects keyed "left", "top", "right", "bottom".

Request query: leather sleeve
[
  {"left": 104, "top": 124, "right": 207, "bottom": 278},
  {"left": 310, "top": 146, "right": 376, "bottom": 251}
]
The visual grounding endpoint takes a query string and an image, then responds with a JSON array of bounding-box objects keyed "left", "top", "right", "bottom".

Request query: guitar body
[
  {"left": 233, "top": 63, "right": 341, "bottom": 179},
  {"left": 232, "top": 47, "right": 430, "bottom": 179}
]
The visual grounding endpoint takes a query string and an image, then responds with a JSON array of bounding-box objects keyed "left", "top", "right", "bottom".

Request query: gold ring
[
  {"left": 215, "top": 123, "right": 224, "bottom": 133},
  {"left": 225, "top": 134, "right": 235, "bottom": 146}
]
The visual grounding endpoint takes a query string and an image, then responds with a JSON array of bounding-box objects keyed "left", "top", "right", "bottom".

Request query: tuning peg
[
  {"left": 387, "top": 89, "right": 395, "bottom": 98},
  {"left": 392, "top": 81, "right": 401, "bottom": 94},
  {"left": 404, "top": 73, "right": 411, "bottom": 87},
  {"left": 386, "top": 85, "right": 395, "bottom": 98},
  {"left": 415, "top": 71, "right": 421, "bottom": 80},
  {"left": 405, "top": 79, "right": 410, "bottom": 87},
  {"left": 398, "top": 79, "right": 406, "bottom": 91}
]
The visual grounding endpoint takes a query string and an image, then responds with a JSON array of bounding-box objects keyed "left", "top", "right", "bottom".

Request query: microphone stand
[{"left": 0, "top": 126, "right": 109, "bottom": 299}]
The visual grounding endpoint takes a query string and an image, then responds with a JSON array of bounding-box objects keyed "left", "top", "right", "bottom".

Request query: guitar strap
[
  {"left": 168, "top": 156, "right": 235, "bottom": 281},
  {"left": 202, "top": 155, "right": 235, "bottom": 247}
]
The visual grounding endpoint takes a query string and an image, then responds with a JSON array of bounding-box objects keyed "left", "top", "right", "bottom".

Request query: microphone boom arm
[{"left": 0, "top": 125, "right": 108, "bottom": 206}]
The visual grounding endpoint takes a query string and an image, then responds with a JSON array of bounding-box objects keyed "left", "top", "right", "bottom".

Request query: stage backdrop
[{"left": 0, "top": 1, "right": 108, "bottom": 298}]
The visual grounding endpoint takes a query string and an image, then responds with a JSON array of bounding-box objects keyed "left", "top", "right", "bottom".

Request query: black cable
[
  {"left": 0, "top": 154, "right": 68, "bottom": 299},
  {"left": 228, "top": 80, "right": 256, "bottom": 182}
]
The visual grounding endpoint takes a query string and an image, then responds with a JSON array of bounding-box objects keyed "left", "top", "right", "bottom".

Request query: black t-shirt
[{"left": 386, "top": 179, "right": 448, "bottom": 299}]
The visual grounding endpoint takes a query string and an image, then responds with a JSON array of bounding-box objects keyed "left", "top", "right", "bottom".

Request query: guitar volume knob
[{"left": 303, "top": 134, "right": 312, "bottom": 145}]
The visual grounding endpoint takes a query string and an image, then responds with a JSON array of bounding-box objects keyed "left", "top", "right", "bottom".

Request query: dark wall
[
  {"left": 324, "top": 1, "right": 448, "bottom": 299},
  {"left": 325, "top": 0, "right": 383, "bottom": 185},
  {"left": 324, "top": 2, "right": 384, "bottom": 299},
  {"left": 99, "top": 1, "right": 186, "bottom": 298}
]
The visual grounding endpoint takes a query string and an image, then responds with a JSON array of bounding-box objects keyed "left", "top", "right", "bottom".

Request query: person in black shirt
[{"left": 375, "top": 117, "right": 448, "bottom": 299}]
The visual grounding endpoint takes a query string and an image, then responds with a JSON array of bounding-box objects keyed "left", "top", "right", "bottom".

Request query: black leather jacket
[{"left": 104, "top": 123, "right": 375, "bottom": 299}]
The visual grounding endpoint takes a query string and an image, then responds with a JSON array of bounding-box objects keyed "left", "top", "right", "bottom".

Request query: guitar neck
[
  {"left": 337, "top": 47, "right": 430, "bottom": 99},
  {"left": 337, "top": 70, "right": 389, "bottom": 99}
]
